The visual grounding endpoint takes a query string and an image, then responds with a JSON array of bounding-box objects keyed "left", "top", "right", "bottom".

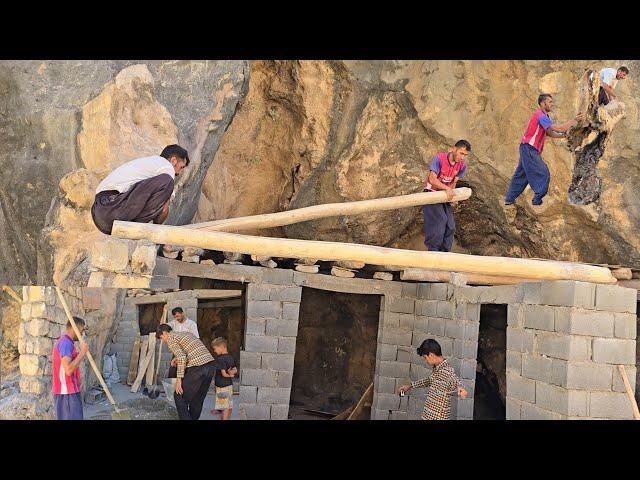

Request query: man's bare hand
[
  {"left": 458, "top": 386, "right": 468, "bottom": 399},
  {"left": 229, "top": 367, "right": 238, "bottom": 377},
  {"left": 170, "top": 358, "right": 178, "bottom": 367},
  {"left": 79, "top": 342, "right": 89, "bottom": 356},
  {"left": 175, "top": 378, "right": 183, "bottom": 395},
  {"left": 398, "top": 384, "right": 412, "bottom": 394},
  {"left": 445, "top": 188, "right": 455, "bottom": 201}
]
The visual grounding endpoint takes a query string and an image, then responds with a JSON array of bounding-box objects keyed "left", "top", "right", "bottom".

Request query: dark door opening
[
  {"left": 138, "top": 303, "right": 164, "bottom": 336},
  {"left": 473, "top": 304, "right": 507, "bottom": 420},
  {"left": 289, "top": 288, "right": 381, "bottom": 420},
  {"left": 197, "top": 298, "right": 244, "bottom": 369},
  {"left": 179, "top": 277, "right": 244, "bottom": 290}
]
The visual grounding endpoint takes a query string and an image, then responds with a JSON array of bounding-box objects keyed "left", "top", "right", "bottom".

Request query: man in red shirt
[
  {"left": 422, "top": 139, "right": 470, "bottom": 252},
  {"left": 504, "top": 94, "right": 583, "bottom": 209},
  {"left": 52, "top": 317, "right": 89, "bottom": 420}
]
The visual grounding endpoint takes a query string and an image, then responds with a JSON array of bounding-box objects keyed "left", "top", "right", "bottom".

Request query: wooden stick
[
  {"left": 189, "top": 188, "right": 473, "bottom": 232},
  {"left": 131, "top": 334, "right": 156, "bottom": 393},
  {"left": 401, "top": 268, "right": 538, "bottom": 285},
  {"left": 55, "top": 287, "right": 122, "bottom": 413},
  {"left": 617, "top": 365, "right": 640, "bottom": 420},
  {"left": 347, "top": 383, "right": 374, "bottom": 420},
  {"left": 112, "top": 221, "right": 617, "bottom": 284},
  {"left": 611, "top": 268, "right": 633, "bottom": 280},
  {"left": 126, "top": 339, "right": 141, "bottom": 386},
  {"left": 2, "top": 286, "right": 22, "bottom": 304}
]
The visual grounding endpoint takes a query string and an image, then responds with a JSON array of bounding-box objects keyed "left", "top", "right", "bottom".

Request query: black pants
[
  {"left": 91, "top": 174, "right": 174, "bottom": 235},
  {"left": 174, "top": 362, "right": 215, "bottom": 420},
  {"left": 422, "top": 201, "right": 455, "bottom": 252},
  {"left": 598, "top": 87, "right": 610, "bottom": 106}
]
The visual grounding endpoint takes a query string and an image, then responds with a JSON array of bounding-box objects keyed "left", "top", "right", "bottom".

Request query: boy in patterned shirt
[{"left": 399, "top": 338, "right": 467, "bottom": 420}]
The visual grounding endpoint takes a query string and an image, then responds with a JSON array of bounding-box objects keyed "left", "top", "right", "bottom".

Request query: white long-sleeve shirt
[
  {"left": 168, "top": 317, "right": 200, "bottom": 339},
  {"left": 96, "top": 155, "right": 176, "bottom": 197}
]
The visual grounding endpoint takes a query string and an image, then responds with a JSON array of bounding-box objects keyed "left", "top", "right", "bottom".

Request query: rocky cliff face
[
  {"left": 1, "top": 60, "right": 638, "bottom": 286},
  {"left": 197, "top": 60, "right": 640, "bottom": 267}
]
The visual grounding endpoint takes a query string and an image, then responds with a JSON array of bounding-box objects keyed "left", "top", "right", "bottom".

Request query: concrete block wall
[
  {"left": 87, "top": 237, "right": 157, "bottom": 288},
  {"left": 506, "top": 281, "right": 637, "bottom": 420},
  {"left": 239, "top": 282, "right": 302, "bottom": 420},
  {"left": 371, "top": 282, "right": 482, "bottom": 420}
]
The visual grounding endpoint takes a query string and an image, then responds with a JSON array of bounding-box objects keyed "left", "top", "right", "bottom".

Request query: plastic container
[{"left": 162, "top": 378, "right": 176, "bottom": 401}]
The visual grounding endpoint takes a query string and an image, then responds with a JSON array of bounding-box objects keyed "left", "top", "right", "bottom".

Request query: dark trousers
[
  {"left": 505, "top": 143, "right": 550, "bottom": 206},
  {"left": 91, "top": 174, "right": 174, "bottom": 235},
  {"left": 598, "top": 86, "right": 610, "bottom": 106},
  {"left": 422, "top": 202, "right": 455, "bottom": 252},
  {"left": 54, "top": 393, "right": 84, "bottom": 420},
  {"left": 174, "top": 362, "right": 215, "bottom": 420}
]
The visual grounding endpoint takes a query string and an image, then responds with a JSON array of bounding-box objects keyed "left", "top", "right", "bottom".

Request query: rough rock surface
[
  {"left": 0, "top": 60, "right": 248, "bottom": 285},
  {"left": 196, "top": 60, "right": 640, "bottom": 267},
  {"left": 1, "top": 291, "right": 20, "bottom": 376}
]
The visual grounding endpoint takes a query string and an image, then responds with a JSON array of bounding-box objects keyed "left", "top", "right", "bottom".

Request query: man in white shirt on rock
[
  {"left": 91, "top": 144, "right": 189, "bottom": 235},
  {"left": 167, "top": 306, "right": 200, "bottom": 378},
  {"left": 597, "top": 66, "right": 629, "bottom": 105}
]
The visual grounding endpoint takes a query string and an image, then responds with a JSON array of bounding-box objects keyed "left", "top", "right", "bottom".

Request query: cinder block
[
  {"left": 376, "top": 376, "right": 397, "bottom": 394},
  {"left": 445, "top": 319, "right": 463, "bottom": 339},
  {"left": 247, "top": 284, "right": 271, "bottom": 301},
  {"left": 614, "top": 313, "right": 637, "bottom": 339},
  {"left": 397, "top": 349, "right": 412, "bottom": 363},
  {"left": 522, "top": 354, "right": 552, "bottom": 382},
  {"left": 519, "top": 282, "right": 542, "bottom": 304},
  {"left": 401, "top": 283, "right": 418, "bottom": 298},
  {"left": 564, "top": 309, "right": 615, "bottom": 338},
  {"left": 535, "top": 382, "right": 568, "bottom": 414},
  {"left": 592, "top": 338, "right": 635, "bottom": 365},
  {"left": 382, "top": 312, "right": 400, "bottom": 328},
  {"left": 240, "top": 404, "right": 271, "bottom": 420},
  {"left": 245, "top": 335, "right": 279, "bottom": 353},
  {"left": 281, "top": 302, "right": 300, "bottom": 321},
  {"left": 568, "top": 391, "right": 589, "bottom": 417},
  {"left": 270, "top": 404, "right": 290, "bottom": 420},
  {"left": 436, "top": 301, "right": 454, "bottom": 319},
  {"left": 399, "top": 314, "right": 415, "bottom": 330},
  {"left": 589, "top": 392, "right": 633, "bottom": 419},
  {"left": 376, "top": 393, "right": 401, "bottom": 411},
  {"left": 595, "top": 284, "right": 637, "bottom": 314},
  {"left": 478, "top": 285, "right": 517, "bottom": 304},
  {"left": 269, "top": 286, "right": 302, "bottom": 303},
  {"left": 240, "top": 385, "right": 257, "bottom": 404},
  {"left": 417, "top": 284, "right": 431, "bottom": 300},
  {"left": 414, "top": 316, "right": 429, "bottom": 333},
  {"left": 277, "top": 372, "right": 293, "bottom": 388},
  {"left": 506, "top": 372, "right": 536, "bottom": 402},
  {"left": 454, "top": 303, "right": 466, "bottom": 321},
  {"left": 378, "top": 343, "right": 398, "bottom": 361},
  {"left": 523, "top": 305, "right": 555, "bottom": 331},
  {"left": 463, "top": 322, "right": 479, "bottom": 341},
  {"left": 427, "top": 317, "right": 445, "bottom": 336},
  {"left": 387, "top": 296, "right": 415, "bottom": 314},
  {"left": 261, "top": 353, "right": 295, "bottom": 371},
  {"left": 521, "top": 402, "right": 565, "bottom": 420},
  {"left": 540, "top": 280, "right": 595, "bottom": 309},
  {"left": 462, "top": 341, "right": 477, "bottom": 359},
  {"left": 265, "top": 319, "right": 299, "bottom": 337},
  {"left": 506, "top": 351, "right": 522, "bottom": 374},
  {"left": 372, "top": 409, "right": 390, "bottom": 420},
  {"left": 506, "top": 398, "right": 521, "bottom": 419},
  {"left": 380, "top": 327, "right": 413, "bottom": 347},
  {"left": 260, "top": 268, "right": 294, "bottom": 285},
  {"left": 566, "top": 362, "right": 613, "bottom": 390},
  {"left": 507, "top": 327, "right": 534, "bottom": 353},
  {"left": 390, "top": 411, "right": 409, "bottom": 420},
  {"left": 507, "top": 304, "right": 524, "bottom": 327},
  {"left": 241, "top": 368, "right": 278, "bottom": 387},
  {"left": 379, "top": 361, "right": 411, "bottom": 378},
  {"left": 466, "top": 303, "right": 480, "bottom": 322},
  {"left": 245, "top": 318, "right": 266, "bottom": 335},
  {"left": 430, "top": 283, "right": 449, "bottom": 301},
  {"left": 613, "top": 365, "right": 636, "bottom": 393},
  {"left": 257, "top": 387, "right": 291, "bottom": 404},
  {"left": 453, "top": 286, "right": 482, "bottom": 303},
  {"left": 536, "top": 332, "right": 589, "bottom": 361},
  {"left": 460, "top": 359, "right": 476, "bottom": 379},
  {"left": 277, "top": 337, "right": 296, "bottom": 354},
  {"left": 246, "top": 301, "right": 282, "bottom": 320}
]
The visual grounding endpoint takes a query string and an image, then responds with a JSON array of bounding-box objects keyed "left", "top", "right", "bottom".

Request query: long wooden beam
[
  {"left": 188, "top": 188, "right": 472, "bottom": 232},
  {"left": 112, "top": 221, "right": 616, "bottom": 284},
  {"left": 400, "top": 268, "right": 539, "bottom": 285}
]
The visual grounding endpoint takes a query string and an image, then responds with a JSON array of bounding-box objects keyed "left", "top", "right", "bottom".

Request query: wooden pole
[
  {"left": 189, "top": 188, "right": 473, "bottom": 232},
  {"left": 400, "top": 268, "right": 540, "bottom": 285},
  {"left": 617, "top": 365, "right": 640, "bottom": 420},
  {"left": 112, "top": 221, "right": 617, "bottom": 284}
]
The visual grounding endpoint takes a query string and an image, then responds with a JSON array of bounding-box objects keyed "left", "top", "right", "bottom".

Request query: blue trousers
[
  {"left": 422, "top": 202, "right": 455, "bottom": 252},
  {"left": 54, "top": 393, "right": 84, "bottom": 420},
  {"left": 505, "top": 143, "right": 550, "bottom": 205}
]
